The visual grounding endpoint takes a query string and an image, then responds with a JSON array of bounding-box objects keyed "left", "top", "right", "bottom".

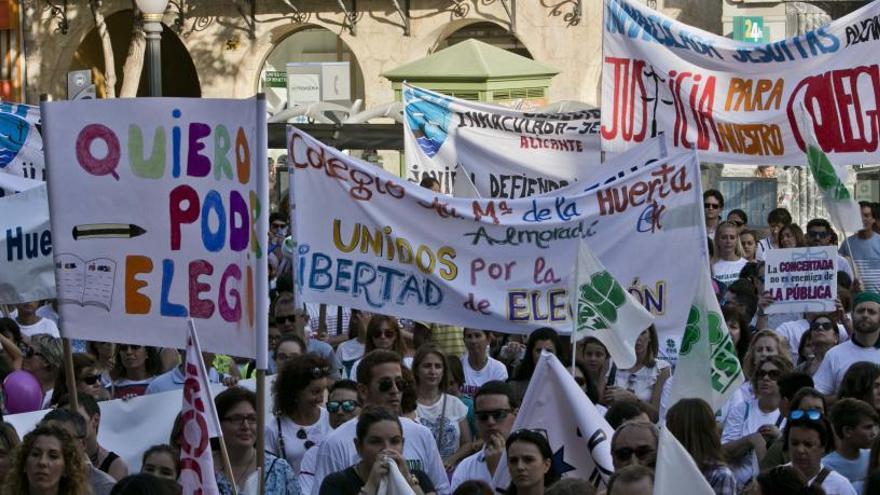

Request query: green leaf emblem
[{"left": 576, "top": 271, "right": 626, "bottom": 332}]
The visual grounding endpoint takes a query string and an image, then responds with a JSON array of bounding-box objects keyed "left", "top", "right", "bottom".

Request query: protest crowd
[
  {"left": 4, "top": 184, "right": 880, "bottom": 495},
  {"left": 6, "top": 1, "right": 880, "bottom": 495}
]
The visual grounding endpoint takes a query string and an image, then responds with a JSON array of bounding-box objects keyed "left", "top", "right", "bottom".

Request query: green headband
[{"left": 854, "top": 291, "right": 880, "bottom": 307}]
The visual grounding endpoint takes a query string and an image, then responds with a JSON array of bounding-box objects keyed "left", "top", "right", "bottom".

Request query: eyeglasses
[
  {"left": 704, "top": 203, "right": 720, "bottom": 210},
  {"left": 327, "top": 400, "right": 358, "bottom": 413},
  {"left": 807, "top": 231, "right": 831, "bottom": 239},
  {"left": 812, "top": 321, "right": 834, "bottom": 332},
  {"left": 80, "top": 374, "right": 101, "bottom": 385},
  {"left": 118, "top": 344, "right": 142, "bottom": 352},
  {"left": 756, "top": 368, "right": 781, "bottom": 380},
  {"left": 275, "top": 315, "right": 297, "bottom": 324},
  {"left": 377, "top": 376, "right": 406, "bottom": 393},
  {"left": 475, "top": 409, "right": 512, "bottom": 422},
  {"left": 790, "top": 409, "right": 823, "bottom": 421},
  {"left": 375, "top": 329, "right": 396, "bottom": 339},
  {"left": 223, "top": 414, "right": 258, "bottom": 425},
  {"left": 612, "top": 446, "right": 655, "bottom": 461}
]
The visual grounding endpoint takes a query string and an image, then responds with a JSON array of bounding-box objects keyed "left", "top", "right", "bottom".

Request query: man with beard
[{"left": 814, "top": 292, "right": 880, "bottom": 396}]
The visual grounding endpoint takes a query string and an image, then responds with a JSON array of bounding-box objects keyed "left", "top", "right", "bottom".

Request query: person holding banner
[
  {"left": 213, "top": 387, "right": 301, "bottom": 495},
  {"left": 318, "top": 406, "right": 436, "bottom": 495}
]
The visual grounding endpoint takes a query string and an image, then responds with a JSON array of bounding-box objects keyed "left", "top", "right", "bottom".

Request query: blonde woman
[{"left": 712, "top": 221, "right": 747, "bottom": 286}]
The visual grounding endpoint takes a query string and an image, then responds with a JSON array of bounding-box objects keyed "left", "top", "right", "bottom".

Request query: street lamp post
[{"left": 135, "top": 0, "right": 170, "bottom": 97}]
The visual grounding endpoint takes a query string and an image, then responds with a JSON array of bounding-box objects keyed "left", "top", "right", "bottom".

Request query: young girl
[
  {"left": 605, "top": 326, "right": 669, "bottom": 421},
  {"left": 712, "top": 221, "right": 747, "bottom": 285}
]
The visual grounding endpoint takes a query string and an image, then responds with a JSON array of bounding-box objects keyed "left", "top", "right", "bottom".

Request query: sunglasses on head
[
  {"left": 80, "top": 374, "right": 101, "bottom": 385},
  {"left": 377, "top": 376, "right": 405, "bottom": 393},
  {"left": 475, "top": 409, "right": 511, "bottom": 422},
  {"left": 309, "top": 366, "right": 330, "bottom": 379},
  {"left": 118, "top": 344, "right": 142, "bottom": 352},
  {"left": 326, "top": 399, "right": 358, "bottom": 413},
  {"left": 613, "top": 446, "right": 655, "bottom": 461},
  {"left": 790, "top": 409, "right": 822, "bottom": 421},
  {"left": 704, "top": 203, "right": 720, "bottom": 210}
]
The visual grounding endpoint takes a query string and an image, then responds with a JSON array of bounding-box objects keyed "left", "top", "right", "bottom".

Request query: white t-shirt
[
  {"left": 450, "top": 449, "right": 494, "bottom": 491},
  {"left": 298, "top": 446, "right": 319, "bottom": 495},
  {"left": 265, "top": 409, "right": 332, "bottom": 473},
  {"left": 775, "top": 319, "right": 849, "bottom": 363},
  {"left": 722, "top": 398, "right": 782, "bottom": 487},
  {"left": 756, "top": 237, "right": 775, "bottom": 262},
  {"left": 461, "top": 355, "right": 508, "bottom": 396},
  {"left": 713, "top": 258, "right": 748, "bottom": 285},
  {"left": 813, "top": 339, "right": 880, "bottom": 395},
  {"left": 416, "top": 394, "right": 468, "bottom": 459},
  {"left": 610, "top": 360, "right": 670, "bottom": 403},
  {"left": 802, "top": 463, "right": 858, "bottom": 495},
  {"left": 16, "top": 318, "right": 60, "bottom": 339},
  {"left": 309, "top": 415, "right": 449, "bottom": 495}
]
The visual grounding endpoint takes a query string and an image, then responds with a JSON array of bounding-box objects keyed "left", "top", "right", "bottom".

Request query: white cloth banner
[
  {"left": 42, "top": 97, "right": 269, "bottom": 361},
  {"left": 378, "top": 461, "right": 417, "bottom": 495},
  {"left": 764, "top": 246, "right": 837, "bottom": 315},
  {"left": 0, "top": 183, "right": 56, "bottom": 303},
  {"left": 654, "top": 426, "right": 714, "bottom": 495},
  {"left": 0, "top": 172, "right": 44, "bottom": 197},
  {"left": 0, "top": 102, "right": 44, "bottom": 182},
  {"left": 602, "top": 0, "right": 880, "bottom": 165},
  {"left": 290, "top": 127, "right": 703, "bottom": 356},
  {"left": 403, "top": 84, "right": 601, "bottom": 197},
  {"left": 493, "top": 352, "right": 615, "bottom": 489}
]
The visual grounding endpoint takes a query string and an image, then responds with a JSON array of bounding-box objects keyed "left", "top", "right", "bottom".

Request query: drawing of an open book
[{"left": 55, "top": 253, "right": 116, "bottom": 311}]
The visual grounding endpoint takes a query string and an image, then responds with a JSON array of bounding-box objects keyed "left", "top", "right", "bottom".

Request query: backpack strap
[{"left": 814, "top": 467, "right": 832, "bottom": 486}]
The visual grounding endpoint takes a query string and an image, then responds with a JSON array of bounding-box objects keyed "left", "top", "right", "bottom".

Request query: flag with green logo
[
  {"left": 668, "top": 262, "right": 744, "bottom": 412},
  {"left": 801, "top": 106, "right": 862, "bottom": 235},
  {"left": 572, "top": 239, "right": 654, "bottom": 370}
]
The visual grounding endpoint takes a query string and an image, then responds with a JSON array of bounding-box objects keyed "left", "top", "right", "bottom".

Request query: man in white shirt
[
  {"left": 14, "top": 300, "right": 60, "bottom": 338},
  {"left": 806, "top": 219, "right": 854, "bottom": 281},
  {"left": 461, "top": 328, "right": 508, "bottom": 396},
  {"left": 310, "top": 350, "right": 449, "bottom": 495},
  {"left": 814, "top": 292, "right": 880, "bottom": 396},
  {"left": 450, "top": 380, "right": 518, "bottom": 491}
]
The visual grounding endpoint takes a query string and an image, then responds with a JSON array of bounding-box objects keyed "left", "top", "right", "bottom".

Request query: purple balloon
[{"left": 3, "top": 370, "right": 43, "bottom": 414}]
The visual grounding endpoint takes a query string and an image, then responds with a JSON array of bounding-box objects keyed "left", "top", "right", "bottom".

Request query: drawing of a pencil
[{"left": 72, "top": 223, "right": 147, "bottom": 240}]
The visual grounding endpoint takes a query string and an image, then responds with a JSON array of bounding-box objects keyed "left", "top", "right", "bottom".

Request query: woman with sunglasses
[
  {"left": 713, "top": 221, "right": 748, "bottom": 286},
  {"left": 350, "top": 316, "right": 411, "bottom": 381},
  {"left": 723, "top": 355, "right": 792, "bottom": 488},
  {"left": 215, "top": 386, "right": 300, "bottom": 494},
  {"left": 21, "top": 334, "right": 63, "bottom": 409},
  {"left": 504, "top": 429, "right": 558, "bottom": 495},
  {"left": 319, "top": 406, "right": 436, "bottom": 495},
  {"left": 797, "top": 316, "right": 841, "bottom": 377},
  {"left": 784, "top": 410, "right": 856, "bottom": 494},
  {"left": 667, "top": 398, "right": 737, "bottom": 494},
  {"left": 108, "top": 344, "right": 162, "bottom": 399},
  {"left": 412, "top": 344, "right": 473, "bottom": 470},
  {"left": 49, "top": 353, "right": 108, "bottom": 405},
  {"left": 267, "top": 353, "right": 332, "bottom": 474}
]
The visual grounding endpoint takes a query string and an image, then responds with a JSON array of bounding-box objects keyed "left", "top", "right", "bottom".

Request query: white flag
[
  {"left": 571, "top": 239, "right": 655, "bottom": 369},
  {"left": 179, "top": 321, "right": 222, "bottom": 495},
  {"left": 654, "top": 426, "right": 714, "bottom": 495},
  {"left": 667, "top": 262, "right": 744, "bottom": 413},
  {"left": 378, "top": 460, "right": 417, "bottom": 495},
  {"left": 493, "top": 352, "right": 615, "bottom": 490},
  {"left": 798, "top": 104, "right": 862, "bottom": 235},
  {"left": 452, "top": 162, "right": 481, "bottom": 198}
]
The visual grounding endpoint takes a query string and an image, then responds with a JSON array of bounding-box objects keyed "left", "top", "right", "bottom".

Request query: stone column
[{"left": 778, "top": 2, "right": 832, "bottom": 227}]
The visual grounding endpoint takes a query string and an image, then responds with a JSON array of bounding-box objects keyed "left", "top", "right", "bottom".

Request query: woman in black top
[{"left": 319, "top": 406, "right": 436, "bottom": 495}]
